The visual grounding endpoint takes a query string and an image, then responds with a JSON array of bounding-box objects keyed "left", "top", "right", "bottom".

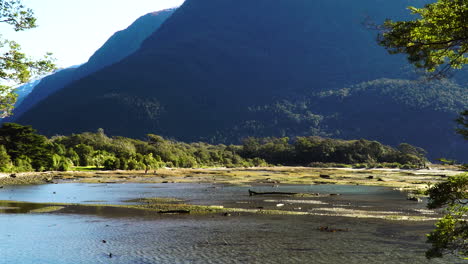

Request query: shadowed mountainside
[
  {"left": 17, "top": 0, "right": 467, "bottom": 161},
  {"left": 8, "top": 9, "right": 175, "bottom": 120}
]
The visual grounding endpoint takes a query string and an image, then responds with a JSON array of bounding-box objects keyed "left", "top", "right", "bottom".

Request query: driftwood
[
  {"left": 318, "top": 226, "right": 349, "bottom": 232},
  {"left": 158, "top": 210, "right": 190, "bottom": 214},
  {"left": 248, "top": 189, "right": 298, "bottom": 196}
]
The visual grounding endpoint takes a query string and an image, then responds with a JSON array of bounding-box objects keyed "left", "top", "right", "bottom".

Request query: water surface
[{"left": 0, "top": 183, "right": 461, "bottom": 263}]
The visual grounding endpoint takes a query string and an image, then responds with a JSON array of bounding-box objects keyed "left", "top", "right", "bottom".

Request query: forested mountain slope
[{"left": 17, "top": 0, "right": 467, "bottom": 161}]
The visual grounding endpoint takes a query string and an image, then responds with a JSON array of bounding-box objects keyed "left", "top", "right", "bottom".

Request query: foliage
[
  {"left": 0, "top": 123, "right": 430, "bottom": 173},
  {"left": 0, "top": 123, "right": 52, "bottom": 171},
  {"left": 379, "top": 1, "right": 468, "bottom": 259},
  {"left": 0, "top": 144, "right": 11, "bottom": 171},
  {"left": 241, "top": 136, "right": 427, "bottom": 167},
  {"left": 378, "top": 0, "right": 468, "bottom": 77},
  {"left": 426, "top": 174, "right": 468, "bottom": 259},
  {"left": 0, "top": 0, "right": 55, "bottom": 117}
]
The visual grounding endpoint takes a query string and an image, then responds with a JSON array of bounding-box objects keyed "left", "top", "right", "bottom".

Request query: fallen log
[
  {"left": 248, "top": 189, "right": 298, "bottom": 196},
  {"left": 158, "top": 210, "right": 190, "bottom": 214}
]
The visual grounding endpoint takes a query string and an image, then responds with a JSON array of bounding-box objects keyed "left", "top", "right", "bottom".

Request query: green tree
[
  {"left": 426, "top": 174, "right": 468, "bottom": 258},
  {"left": 73, "top": 144, "right": 94, "bottom": 166},
  {"left": 0, "top": 123, "right": 52, "bottom": 171},
  {"left": 0, "top": 144, "right": 11, "bottom": 171},
  {"left": 378, "top": 0, "right": 467, "bottom": 77},
  {"left": 0, "top": 0, "right": 55, "bottom": 117},
  {"left": 379, "top": 2, "right": 468, "bottom": 258}
]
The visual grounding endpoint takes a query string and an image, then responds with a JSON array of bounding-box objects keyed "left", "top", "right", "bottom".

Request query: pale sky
[{"left": 0, "top": 0, "right": 185, "bottom": 68}]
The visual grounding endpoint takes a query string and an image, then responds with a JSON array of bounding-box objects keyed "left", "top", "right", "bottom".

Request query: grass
[
  {"left": 29, "top": 206, "right": 65, "bottom": 213},
  {"left": 72, "top": 166, "right": 105, "bottom": 172}
]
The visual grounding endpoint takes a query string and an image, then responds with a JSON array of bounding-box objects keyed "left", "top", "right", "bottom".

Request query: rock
[
  {"left": 223, "top": 212, "right": 232, "bottom": 217},
  {"left": 9, "top": 174, "right": 16, "bottom": 178},
  {"left": 367, "top": 176, "right": 374, "bottom": 179},
  {"left": 319, "top": 174, "right": 331, "bottom": 179},
  {"left": 407, "top": 196, "right": 422, "bottom": 202},
  {"left": 102, "top": 240, "right": 107, "bottom": 243},
  {"left": 276, "top": 203, "right": 285, "bottom": 207}
]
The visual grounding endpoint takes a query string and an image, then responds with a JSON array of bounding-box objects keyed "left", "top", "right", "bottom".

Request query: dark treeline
[{"left": 0, "top": 123, "right": 427, "bottom": 173}]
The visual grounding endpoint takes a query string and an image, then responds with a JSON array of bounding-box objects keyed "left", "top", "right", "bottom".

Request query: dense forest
[{"left": 0, "top": 123, "right": 428, "bottom": 173}]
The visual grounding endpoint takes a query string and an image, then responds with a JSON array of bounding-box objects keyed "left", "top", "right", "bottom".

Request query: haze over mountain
[
  {"left": 7, "top": 9, "right": 175, "bottom": 120},
  {"left": 13, "top": 79, "right": 43, "bottom": 107},
  {"left": 17, "top": 0, "right": 467, "bottom": 161}
]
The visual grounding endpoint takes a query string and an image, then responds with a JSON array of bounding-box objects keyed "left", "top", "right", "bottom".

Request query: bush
[
  {"left": 14, "top": 156, "right": 33, "bottom": 172},
  {"left": 0, "top": 145, "right": 12, "bottom": 172},
  {"left": 103, "top": 158, "right": 119, "bottom": 170},
  {"left": 401, "top": 164, "right": 418, "bottom": 170},
  {"left": 58, "top": 158, "right": 73, "bottom": 171},
  {"left": 381, "top": 162, "right": 402, "bottom": 168},
  {"left": 353, "top": 163, "right": 367, "bottom": 169},
  {"left": 127, "top": 159, "right": 138, "bottom": 170}
]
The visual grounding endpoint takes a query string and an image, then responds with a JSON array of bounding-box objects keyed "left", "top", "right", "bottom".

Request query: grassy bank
[{"left": 1, "top": 166, "right": 462, "bottom": 192}]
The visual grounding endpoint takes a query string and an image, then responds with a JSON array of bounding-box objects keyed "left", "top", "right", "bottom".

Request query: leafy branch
[{"left": 0, "top": 0, "right": 56, "bottom": 117}]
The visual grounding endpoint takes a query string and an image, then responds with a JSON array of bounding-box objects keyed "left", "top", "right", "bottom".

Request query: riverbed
[{"left": 0, "top": 183, "right": 464, "bottom": 263}]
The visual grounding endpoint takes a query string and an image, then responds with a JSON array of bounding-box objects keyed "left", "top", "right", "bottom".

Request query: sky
[{"left": 0, "top": 0, "right": 185, "bottom": 68}]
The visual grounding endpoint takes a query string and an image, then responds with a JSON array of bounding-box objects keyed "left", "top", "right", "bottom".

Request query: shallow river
[{"left": 0, "top": 183, "right": 463, "bottom": 263}]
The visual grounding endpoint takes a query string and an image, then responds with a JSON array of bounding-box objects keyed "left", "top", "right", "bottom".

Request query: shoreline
[
  {"left": 1, "top": 166, "right": 463, "bottom": 221},
  {"left": 0, "top": 166, "right": 463, "bottom": 191}
]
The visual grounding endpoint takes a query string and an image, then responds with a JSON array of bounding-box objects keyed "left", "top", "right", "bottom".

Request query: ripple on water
[
  {"left": 0, "top": 213, "right": 464, "bottom": 264},
  {"left": 0, "top": 183, "right": 464, "bottom": 263}
]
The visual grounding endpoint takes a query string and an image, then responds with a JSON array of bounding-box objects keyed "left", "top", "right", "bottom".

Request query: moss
[
  {"left": 29, "top": 206, "right": 65, "bottom": 213},
  {"left": 124, "top": 197, "right": 183, "bottom": 203}
]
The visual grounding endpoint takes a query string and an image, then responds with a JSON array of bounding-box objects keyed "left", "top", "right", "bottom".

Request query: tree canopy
[
  {"left": 379, "top": 0, "right": 468, "bottom": 259},
  {"left": 0, "top": 0, "right": 55, "bottom": 117},
  {"left": 378, "top": 0, "right": 468, "bottom": 77}
]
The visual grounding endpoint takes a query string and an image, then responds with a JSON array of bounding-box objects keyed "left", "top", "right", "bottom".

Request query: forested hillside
[{"left": 16, "top": 0, "right": 467, "bottom": 161}]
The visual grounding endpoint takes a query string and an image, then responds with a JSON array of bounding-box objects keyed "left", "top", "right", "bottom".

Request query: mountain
[
  {"left": 17, "top": 0, "right": 468, "bottom": 161},
  {"left": 8, "top": 9, "right": 175, "bottom": 120},
  {"left": 13, "top": 79, "right": 42, "bottom": 107}
]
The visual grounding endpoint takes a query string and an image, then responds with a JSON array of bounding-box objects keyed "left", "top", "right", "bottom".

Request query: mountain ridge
[{"left": 8, "top": 9, "right": 175, "bottom": 120}]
